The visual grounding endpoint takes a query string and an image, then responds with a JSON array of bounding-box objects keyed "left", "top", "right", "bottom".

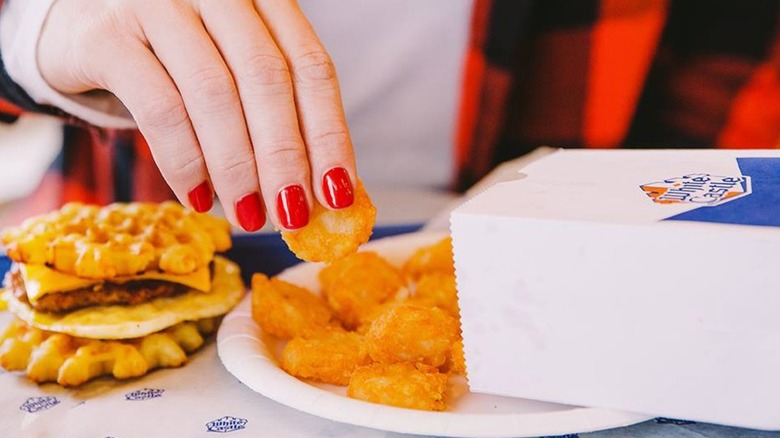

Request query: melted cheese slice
[
  {"left": 20, "top": 263, "right": 212, "bottom": 303},
  {"left": 5, "top": 257, "right": 244, "bottom": 339}
]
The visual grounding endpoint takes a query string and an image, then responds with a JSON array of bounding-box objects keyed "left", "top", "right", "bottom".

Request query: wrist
[{"left": 1, "top": 0, "right": 135, "bottom": 128}]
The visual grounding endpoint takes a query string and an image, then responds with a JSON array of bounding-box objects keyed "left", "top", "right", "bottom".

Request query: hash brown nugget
[
  {"left": 411, "top": 273, "right": 459, "bottom": 317},
  {"left": 354, "top": 299, "right": 405, "bottom": 334},
  {"left": 444, "top": 338, "right": 466, "bottom": 375},
  {"left": 318, "top": 252, "right": 405, "bottom": 329},
  {"left": 347, "top": 362, "right": 448, "bottom": 411},
  {"left": 281, "top": 180, "right": 375, "bottom": 263},
  {"left": 251, "top": 273, "right": 334, "bottom": 339},
  {"left": 281, "top": 330, "right": 367, "bottom": 385},
  {"left": 365, "top": 303, "right": 459, "bottom": 368},
  {"left": 402, "top": 237, "right": 454, "bottom": 281}
]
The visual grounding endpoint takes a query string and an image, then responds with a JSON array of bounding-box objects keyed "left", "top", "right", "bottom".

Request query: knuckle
[
  {"left": 308, "top": 129, "right": 350, "bottom": 153},
  {"left": 263, "top": 139, "right": 308, "bottom": 168},
  {"left": 169, "top": 151, "right": 205, "bottom": 180},
  {"left": 136, "top": 95, "right": 190, "bottom": 132},
  {"left": 292, "top": 50, "right": 336, "bottom": 88},
  {"left": 188, "top": 67, "right": 237, "bottom": 107},
  {"left": 240, "top": 53, "right": 291, "bottom": 87},
  {"left": 213, "top": 155, "right": 257, "bottom": 181}
]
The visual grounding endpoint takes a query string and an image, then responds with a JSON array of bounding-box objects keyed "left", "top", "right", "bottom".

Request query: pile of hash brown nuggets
[{"left": 251, "top": 237, "right": 464, "bottom": 411}]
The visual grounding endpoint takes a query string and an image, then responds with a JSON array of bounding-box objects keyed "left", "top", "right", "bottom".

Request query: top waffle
[{"left": 1, "top": 201, "right": 231, "bottom": 279}]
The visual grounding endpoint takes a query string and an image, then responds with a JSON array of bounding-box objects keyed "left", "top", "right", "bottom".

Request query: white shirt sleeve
[{"left": 0, "top": 0, "right": 136, "bottom": 129}]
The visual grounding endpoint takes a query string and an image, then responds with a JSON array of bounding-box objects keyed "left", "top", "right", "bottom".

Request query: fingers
[
  {"left": 95, "top": 40, "right": 215, "bottom": 215},
  {"left": 253, "top": 0, "right": 357, "bottom": 211},
  {"left": 196, "top": 0, "right": 312, "bottom": 231},
  {"left": 87, "top": 0, "right": 354, "bottom": 232},
  {"left": 135, "top": 2, "right": 266, "bottom": 231}
]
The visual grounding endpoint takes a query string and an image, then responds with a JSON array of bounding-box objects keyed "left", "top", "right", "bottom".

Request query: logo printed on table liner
[
  {"left": 125, "top": 388, "right": 164, "bottom": 401},
  {"left": 641, "top": 174, "right": 751, "bottom": 206},
  {"left": 20, "top": 396, "right": 60, "bottom": 413},
  {"left": 206, "top": 416, "right": 248, "bottom": 433}
]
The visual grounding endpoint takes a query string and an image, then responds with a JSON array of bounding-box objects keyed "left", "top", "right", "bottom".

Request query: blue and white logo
[
  {"left": 125, "top": 388, "right": 165, "bottom": 401},
  {"left": 206, "top": 416, "right": 248, "bottom": 433},
  {"left": 663, "top": 158, "right": 780, "bottom": 228},
  {"left": 641, "top": 173, "right": 751, "bottom": 206},
  {"left": 20, "top": 396, "right": 60, "bottom": 413}
]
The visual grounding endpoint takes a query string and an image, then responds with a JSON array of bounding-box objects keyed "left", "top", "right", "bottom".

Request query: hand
[{"left": 38, "top": 0, "right": 357, "bottom": 232}]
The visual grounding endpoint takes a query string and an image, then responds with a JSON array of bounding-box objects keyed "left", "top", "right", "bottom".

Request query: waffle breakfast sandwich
[{"left": 0, "top": 201, "right": 244, "bottom": 386}]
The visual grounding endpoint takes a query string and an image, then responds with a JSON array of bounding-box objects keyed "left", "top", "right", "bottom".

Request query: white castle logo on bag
[{"left": 641, "top": 174, "right": 751, "bottom": 206}]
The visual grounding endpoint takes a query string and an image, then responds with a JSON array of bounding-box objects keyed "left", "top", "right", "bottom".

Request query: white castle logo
[{"left": 641, "top": 173, "right": 751, "bottom": 206}]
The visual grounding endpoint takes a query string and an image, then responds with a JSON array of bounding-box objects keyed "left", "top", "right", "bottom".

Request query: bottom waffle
[{"left": 0, "top": 317, "right": 218, "bottom": 386}]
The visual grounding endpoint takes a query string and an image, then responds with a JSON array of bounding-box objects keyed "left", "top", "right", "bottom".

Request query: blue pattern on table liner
[
  {"left": 125, "top": 388, "right": 165, "bottom": 401},
  {"left": 19, "top": 396, "right": 60, "bottom": 413},
  {"left": 206, "top": 416, "right": 248, "bottom": 433}
]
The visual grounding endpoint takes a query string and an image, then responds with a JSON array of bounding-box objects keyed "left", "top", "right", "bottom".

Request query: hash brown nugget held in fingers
[
  {"left": 347, "top": 362, "right": 448, "bottom": 411},
  {"left": 412, "top": 273, "right": 459, "bottom": 317},
  {"left": 402, "top": 237, "right": 454, "bottom": 281},
  {"left": 281, "top": 330, "right": 368, "bottom": 385},
  {"left": 281, "top": 180, "right": 376, "bottom": 263},
  {"left": 318, "top": 252, "right": 406, "bottom": 330},
  {"left": 365, "top": 303, "right": 459, "bottom": 368},
  {"left": 251, "top": 273, "right": 335, "bottom": 339}
]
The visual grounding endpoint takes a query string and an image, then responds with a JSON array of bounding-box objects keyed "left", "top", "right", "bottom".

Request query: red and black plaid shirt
[{"left": 1, "top": 0, "right": 778, "bottom": 225}]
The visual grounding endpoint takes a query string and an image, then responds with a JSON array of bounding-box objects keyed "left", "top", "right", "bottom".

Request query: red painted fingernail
[
  {"left": 188, "top": 181, "right": 213, "bottom": 213},
  {"left": 235, "top": 192, "right": 265, "bottom": 232},
  {"left": 322, "top": 167, "right": 354, "bottom": 209},
  {"left": 277, "top": 185, "right": 309, "bottom": 230}
]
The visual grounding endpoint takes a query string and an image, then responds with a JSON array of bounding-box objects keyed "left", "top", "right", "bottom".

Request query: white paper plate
[{"left": 217, "top": 231, "right": 652, "bottom": 437}]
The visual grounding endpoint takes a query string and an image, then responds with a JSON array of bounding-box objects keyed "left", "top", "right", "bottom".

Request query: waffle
[
  {"left": 0, "top": 317, "right": 218, "bottom": 386},
  {"left": 1, "top": 202, "right": 231, "bottom": 279}
]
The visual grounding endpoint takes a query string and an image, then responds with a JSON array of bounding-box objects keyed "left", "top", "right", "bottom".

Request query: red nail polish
[
  {"left": 188, "top": 181, "right": 213, "bottom": 213},
  {"left": 235, "top": 192, "right": 265, "bottom": 232},
  {"left": 277, "top": 185, "right": 309, "bottom": 230},
  {"left": 322, "top": 167, "right": 354, "bottom": 209}
]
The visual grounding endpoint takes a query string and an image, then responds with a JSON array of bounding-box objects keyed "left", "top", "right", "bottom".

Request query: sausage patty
[{"left": 6, "top": 264, "right": 190, "bottom": 314}]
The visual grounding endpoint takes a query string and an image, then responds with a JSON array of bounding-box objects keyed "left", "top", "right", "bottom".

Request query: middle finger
[
  {"left": 196, "top": 0, "right": 313, "bottom": 231},
  {"left": 136, "top": 1, "right": 265, "bottom": 231}
]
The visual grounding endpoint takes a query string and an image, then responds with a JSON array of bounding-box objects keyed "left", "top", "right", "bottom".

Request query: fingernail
[
  {"left": 235, "top": 192, "right": 265, "bottom": 232},
  {"left": 277, "top": 185, "right": 309, "bottom": 230},
  {"left": 322, "top": 167, "right": 354, "bottom": 209},
  {"left": 188, "top": 181, "right": 213, "bottom": 213}
]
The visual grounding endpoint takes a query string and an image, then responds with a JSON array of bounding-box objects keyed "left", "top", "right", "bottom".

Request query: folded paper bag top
[{"left": 451, "top": 149, "right": 780, "bottom": 431}]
